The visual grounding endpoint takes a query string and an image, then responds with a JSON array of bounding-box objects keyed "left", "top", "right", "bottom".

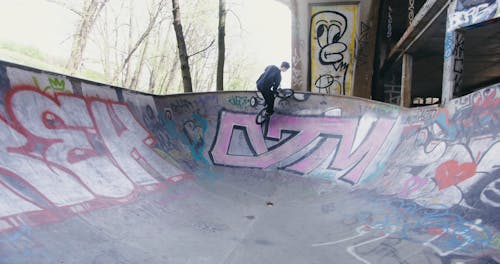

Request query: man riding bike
[{"left": 256, "top": 61, "right": 290, "bottom": 117}]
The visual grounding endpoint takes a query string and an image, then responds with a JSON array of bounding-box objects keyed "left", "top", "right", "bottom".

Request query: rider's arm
[{"left": 273, "top": 74, "right": 282, "bottom": 94}]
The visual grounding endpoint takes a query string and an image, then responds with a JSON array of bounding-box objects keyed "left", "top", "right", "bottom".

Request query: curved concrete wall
[{"left": 0, "top": 60, "right": 498, "bottom": 262}]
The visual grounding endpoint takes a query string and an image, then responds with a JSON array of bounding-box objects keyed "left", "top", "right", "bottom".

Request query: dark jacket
[{"left": 256, "top": 65, "right": 281, "bottom": 92}]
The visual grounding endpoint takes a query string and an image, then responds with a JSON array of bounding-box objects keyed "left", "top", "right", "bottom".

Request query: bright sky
[
  {"left": 0, "top": 0, "right": 76, "bottom": 56},
  {"left": 0, "top": 0, "right": 291, "bottom": 88},
  {"left": 229, "top": 0, "right": 291, "bottom": 86}
]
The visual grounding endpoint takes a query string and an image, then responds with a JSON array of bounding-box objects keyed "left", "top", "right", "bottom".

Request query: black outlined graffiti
[
  {"left": 310, "top": 9, "right": 354, "bottom": 95},
  {"left": 453, "top": 33, "right": 464, "bottom": 95}
]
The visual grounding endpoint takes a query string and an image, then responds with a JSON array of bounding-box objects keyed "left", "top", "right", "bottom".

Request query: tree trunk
[
  {"left": 67, "top": 0, "right": 108, "bottom": 74},
  {"left": 216, "top": 0, "right": 226, "bottom": 91},
  {"left": 171, "top": 0, "right": 193, "bottom": 93}
]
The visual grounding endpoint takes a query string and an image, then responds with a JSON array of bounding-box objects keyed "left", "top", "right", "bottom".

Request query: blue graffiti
[
  {"left": 342, "top": 197, "right": 497, "bottom": 256},
  {"left": 159, "top": 111, "right": 209, "bottom": 164},
  {"left": 429, "top": 111, "right": 459, "bottom": 141}
]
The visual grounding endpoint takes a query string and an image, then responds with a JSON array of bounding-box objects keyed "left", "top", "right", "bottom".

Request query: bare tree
[
  {"left": 171, "top": 0, "right": 193, "bottom": 93},
  {"left": 216, "top": 0, "right": 226, "bottom": 91},
  {"left": 61, "top": 0, "right": 240, "bottom": 94},
  {"left": 64, "top": 0, "right": 109, "bottom": 74},
  {"left": 111, "top": 0, "right": 168, "bottom": 85},
  {"left": 147, "top": 19, "right": 173, "bottom": 92}
]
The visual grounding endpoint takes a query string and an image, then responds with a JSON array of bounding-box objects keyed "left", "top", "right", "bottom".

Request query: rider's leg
[{"left": 261, "top": 89, "right": 275, "bottom": 115}]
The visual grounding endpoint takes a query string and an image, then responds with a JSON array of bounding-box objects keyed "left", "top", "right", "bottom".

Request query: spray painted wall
[{"left": 0, "top": 60, "right": 498, "bottom": 262}]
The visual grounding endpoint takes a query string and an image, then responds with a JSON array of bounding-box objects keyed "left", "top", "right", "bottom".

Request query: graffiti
[
  {"left": 453, "top": 33, "right": 464, "bottom": 95},
  {"left": 435, "top": 160, "right": 477, "bottom": 190},
  {"left": 292, "top": 47, "right": 304, "bottom": 89},
  {"left": 448, "top": 0, "right": 499, "bottom": 31},
  {"left": 0, "top": 224, "right": 48, "bottom": 260},
  {"left": 387, "top": 5, "right": 393, "bottom": 38},
  {"left": 408, "top": 0, "right": 416, "bottom": 23},
  {"left": 336, "top": 197, "right": 499, "bottom": 261},
  {"left": 403, "top": 108, "right": 438, "bottom": 124},
  {"left": 209, "top": 110, "right": 395, "bottom": 184},
  {"left": 32, "top": 76, "right": 69, "bottom": 93},
  {"left": 0, "top": 59, "right": 498, "bottom": 263},
  {"left": 310, "top": 5, "right": 357, "bottom": 95},
  {"left": 6, "top": 67, "right": 73, "bottom": 95},
  {"left": 423, "top": 218, "right": 495, "bottom": 257},
  {"left": 228, "top": 95, "right": 250, "bottom": 109},
  {"left": 143, "top": 105, "right": 176, "bottom": 152},
  {"left": 480, "top": 177, "right": 500, "bottom": 207},
  {"left": 156, "top": 107, "right": 209, "bottom": 165},
  {"left": 443, "top": 86, "right": 499, "bottom": 137},
  {"left": 400, "top": 175, "right": 429, "bottom": 198},
  {"left": 313, "top": 225, "right": 394, "bottom": 264},
  {"left": 0, "top": 85, "right": 189, "bottom": 233},
  {"left": 170, "top": 99, "right": 194, "bottom": 114},
  {"left": 195, "top": 94, "right": 219, "bottom": 113},
  {"left": 444, "top": 31, "right": 454, "bottom": 59},
  {"left": 366, "top": 86, "right": 500, "bottom": 211},
  {"left": 356, "top": 22, "right": 371, "bottom": 66},
  {"left": 181, "top": 113, "right": 209, "bottom": 164}
]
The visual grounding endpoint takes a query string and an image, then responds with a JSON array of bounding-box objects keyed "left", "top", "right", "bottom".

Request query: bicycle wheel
[
  {"left": 255, "top": 108, "right": 268, "bottom": 125},
  {"left": 250, "top": 96, "right": 258, "bottom": 107},
  {"left": 276, "top": 88, "right": 294, "bottom": 99}
]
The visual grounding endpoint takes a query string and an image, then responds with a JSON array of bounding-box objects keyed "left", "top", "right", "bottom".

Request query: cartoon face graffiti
[
  {"left": 310, "top": 7, "right": 356, "bottom": 95},
  {"left": 313, "top": 11, "right": 348, "bottom": 66}
]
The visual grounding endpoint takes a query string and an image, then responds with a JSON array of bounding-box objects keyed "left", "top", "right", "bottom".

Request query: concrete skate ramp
[{"left": 0, "top": 60, "right": 498, "bottom": 263}]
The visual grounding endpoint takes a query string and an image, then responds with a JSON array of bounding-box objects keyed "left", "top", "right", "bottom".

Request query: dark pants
[{"left": 259, "top": 87, "right": 275, "bottom": 114}]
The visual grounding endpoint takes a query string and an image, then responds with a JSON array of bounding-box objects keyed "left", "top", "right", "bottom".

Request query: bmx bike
[{"left": 253, "top": 88, "right": 294, "bottom": 125}]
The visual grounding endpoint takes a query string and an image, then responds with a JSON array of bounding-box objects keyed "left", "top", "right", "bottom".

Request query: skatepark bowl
[{"left": 0, "top": 60, "right": 498, "bottom": 263}]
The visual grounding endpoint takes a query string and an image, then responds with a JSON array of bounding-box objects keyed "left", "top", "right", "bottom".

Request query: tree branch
[
  {"left": 188, "top": 39, "right": 215, "bottom": 58},
  {"left": 227, "top": 9, "right": 243, "bottom": 31},
  {"left": 45, "top": 0, "right": 83, "bottom": 17}
]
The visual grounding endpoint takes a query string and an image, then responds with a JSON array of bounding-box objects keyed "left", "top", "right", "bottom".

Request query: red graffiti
[
  {"left": 0, "top": 85, "right": 190, "bottom": 233},
  {"left": 435, "top": 160, "right": 477, "bottom": 190}
]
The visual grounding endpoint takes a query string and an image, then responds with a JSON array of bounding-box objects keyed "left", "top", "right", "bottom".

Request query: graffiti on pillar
[
  {"left": 448, "top": 0, "right": 499, "bottom": 31},
  {"left": 357, "top": 22, "right": 371, "bottom": 66},
  {"left": 453, "top": 33, "right": 465, "bottom": 95},
  {"left": 309, "top": 4, "right": 358, "bottom": 95}
]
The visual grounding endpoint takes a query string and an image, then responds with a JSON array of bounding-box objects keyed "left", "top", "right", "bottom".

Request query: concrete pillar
[
  {"left": 401, "top": 53, "right": 413, "bottom": 107},
  {"left": 352, "top": 0, "right": 382, "bottom": 99},
  {"left": 442, "top": 0, "right": 464, "bottom": 104}
]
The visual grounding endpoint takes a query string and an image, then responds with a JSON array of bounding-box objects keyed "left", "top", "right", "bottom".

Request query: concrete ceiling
[{"left": 393, "top": 4, "right": 500, "bottom": 98}]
